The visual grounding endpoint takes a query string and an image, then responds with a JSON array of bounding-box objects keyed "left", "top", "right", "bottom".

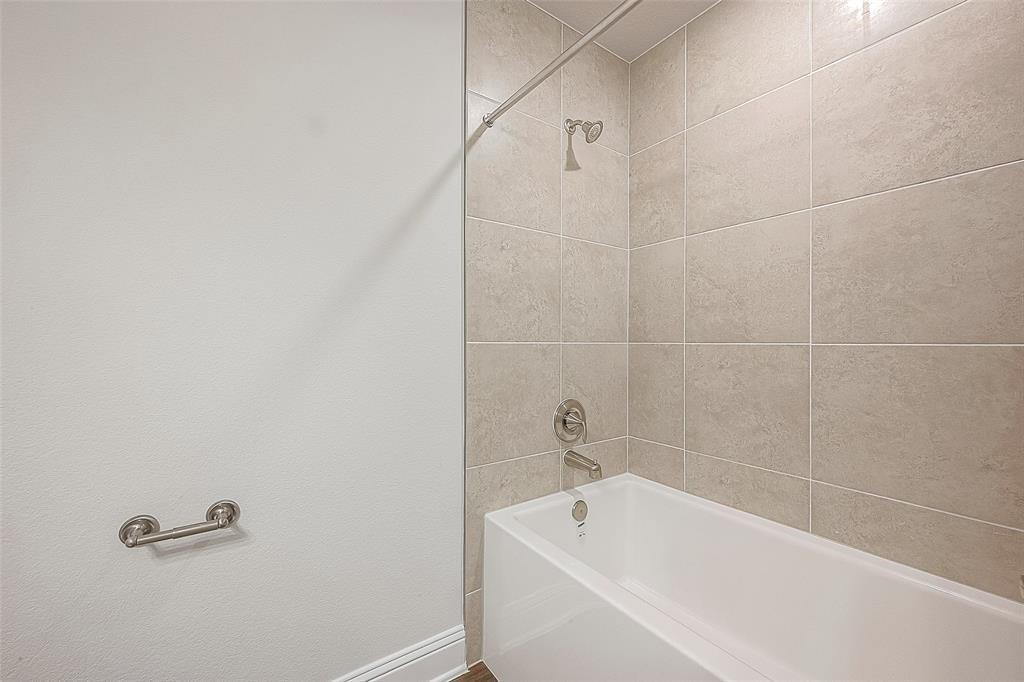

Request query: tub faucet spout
[{"left": 564, "top": 450, "right": 602, "bottom": 480}]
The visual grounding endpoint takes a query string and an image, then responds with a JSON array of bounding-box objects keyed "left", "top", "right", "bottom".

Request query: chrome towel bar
[{"left": 118, "top": 500, "right": 240, "bottom": 548}]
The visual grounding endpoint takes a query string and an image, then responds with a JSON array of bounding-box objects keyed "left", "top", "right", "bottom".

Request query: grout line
[
  {"left": 466, "top": 214, "right": 628, "bottom": 250},
  {"left": 807, "top": 0, "right": 814, "bottom": 532},
  {"left": 632, "top": 232, "right": 688, "bottom": 250},
  {"left": 627, "top": 342, "right": 1024, "bottom": 347},
  {"left": 467, "top": 436, "right": 628, "bottom": 472},
  {"left": 811, "top": 0, "right": 970, "bottom": 72},
  {"left": 468, "top": 341, "right": 1024, "bottom": 346},
  {"left": 686, "top": 447, "right": 809, "bottom": 481},
  {"left": 684, "top": 208, "right": 812, "bottom": 239},
  {"left": 810, "top": 158, "right": 1024, "bottom": 210},
  {"left": 524, "top": 0, "right": 631, "bottom": 64},
  {"left": 681, "top": 22, "right": 688, "bottom": 487},
  {"left": 629, "top": 127, "right": 686, "bottom": 158},
  {"left": 559, "top": 26, "right": 565, "bottom": 494},
  {"left": 628, "top": 0, "right": 975, "bottom": 155},
  {"left": 467, "top": 341, "right": 631, "bottom": 345},
  {"left": 812, "top": 481, "right": 1024, "bottom": 535},
  {"left": 635, "top": 439, "right": 1024, "bottom": 534},
  {"left": 609, "top": 157, "right": 1024, "bottom": 247},
  {"left": 625, "top": 56, "right": 631, "bottom": 470},
  {"left": 628, "top": 435, "right": 684, "bottom": 451},
  {"left": 467, "top": 341, "right": 561, "bottom": 345},
  {"left": 685, "top": 75, "right": 810, "bottom": 135},
  {"left": 627, "top": 0, "right": 724, "bottom": 64}
]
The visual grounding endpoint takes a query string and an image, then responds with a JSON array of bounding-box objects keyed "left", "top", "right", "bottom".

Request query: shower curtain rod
[{"left": 482, "top": 0, "right": 643, "bottom": 127}]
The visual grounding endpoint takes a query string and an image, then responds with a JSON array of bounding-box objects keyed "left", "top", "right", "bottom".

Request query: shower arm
[{"left": 482, "top": 0, "right": 643, "bottom": 128}]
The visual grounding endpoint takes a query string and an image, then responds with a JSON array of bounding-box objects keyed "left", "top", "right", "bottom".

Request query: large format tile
[
  {"left": 628, "top": 344, "right": 684, "bottom": 447},
  {"left": 466, "top": 343, "right": 560, "bottom": 466},
  {"left": 562, "top": 437, "right": 627, "bottom": 490},
  {"left": 813, "top": 163, "right": 1024, "bottom": 343},
  {"left": 466, "top": 93, "right": 559, "bottom": 233},
  {"left": 562, "top": 240, "right": 628, "bottom": 342},
  {"left": 686, "top": 212, "right": 809, "bottom": 342},
  {"left": 812, "top": 483, "right": 1024, "bottom": 602},
  {"left": 563, "top": 28, "right": 629, "bottom": 155},
  {"left": 562, "top": 134, "right": 628, "bottom": 247},
  {"left": 812, "top": 0, "right": 962, "bottom": 68},
  {"left": 629, "top": 239, "right": 685, "bottom": 342},
  {"left": 686, "top": 0, "right": 810, "bottom": 125},
  {"left": 562, "top": 343, "right": 627, "bottom": 443},
  {"left": 686, "top": 344, "right": 809, "bottom": 476},
  {"left": 466, "top": 0, "right": 561, "bottom": 125},
  {"left": 687, "top": 79, "right": 810, "bottom": 234},
  {"left": 686, "top": 452, "right": 809, "bottom": 530},
  {"left": 811, "top": 0, "right": 1024, "bottom": 205},
  {"left": 465, "top": 590, "right": 482, "bottom": 665},
  {"left": 629, "top": 29, "right": 685, "bottom": 153},
  {"left": 812, "top": 346, "right": 1024, "bottom": 528},
  {"left": 465, "top": 218, "right": 560, "bottom": 342},
  {"left": 465, "top": 452, "right": 560, "bottom": 592},
  {"left": 628, "top": 134, "right": 685, "bottom": 247},
  {"left": 628, "top": 437, "right": 685, "bottom": 492}
]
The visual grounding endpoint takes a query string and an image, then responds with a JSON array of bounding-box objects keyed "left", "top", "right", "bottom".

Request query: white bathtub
[{"left": 483, "top": 474, "right": 1023, "bottom": 681}]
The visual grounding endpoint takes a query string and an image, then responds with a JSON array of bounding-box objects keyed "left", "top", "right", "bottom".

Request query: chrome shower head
[{"left": 564, "top": 118, "right": 604, "bottom": 144}]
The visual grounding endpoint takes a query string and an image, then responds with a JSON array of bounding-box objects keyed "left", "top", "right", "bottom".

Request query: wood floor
[{"left": 454, "top": 661, "right": 497, "bottom": 682}]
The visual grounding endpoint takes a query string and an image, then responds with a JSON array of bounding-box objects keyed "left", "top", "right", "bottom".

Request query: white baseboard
[{"left": 337, "top": 626, "right": 467, "bottom": 682}]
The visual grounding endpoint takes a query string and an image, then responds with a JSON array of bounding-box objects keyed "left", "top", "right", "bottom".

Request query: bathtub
[{"left": 482, "top": 473, "right": 1023, "bottom": 681}]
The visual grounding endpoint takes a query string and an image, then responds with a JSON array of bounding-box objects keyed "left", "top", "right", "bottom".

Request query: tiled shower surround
[
  {"left": 465, "top": 0, "right": 1023, "bottom": 667},
  {"left": 464, "top": 0, "right": 630, "bottom": 664},
  {"left": 626, "top": 0, "right": 1022, "bottom": 604}
]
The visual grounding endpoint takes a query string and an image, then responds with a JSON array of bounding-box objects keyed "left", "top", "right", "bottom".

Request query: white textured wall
[{"left": 0, "top": 1, "right": 464, "bottom": 678}]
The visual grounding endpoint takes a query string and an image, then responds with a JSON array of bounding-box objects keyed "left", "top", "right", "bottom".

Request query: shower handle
[{"left": 554, "top": 399, "right": 587, "bottom": 444}]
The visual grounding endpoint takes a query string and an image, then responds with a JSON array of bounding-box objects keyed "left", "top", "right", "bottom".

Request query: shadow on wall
[
  {"left": 564, "top": 134, "right": 580, "bottom": 171},
  {"left": 261, "top": 145, "right": 464, "bottom": 393}
]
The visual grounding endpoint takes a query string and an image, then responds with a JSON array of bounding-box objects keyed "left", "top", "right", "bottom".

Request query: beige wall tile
[
  {"left": 628, "top": 437, "right": 685, "bottom": 492},
  {"left": 812, "top": 346, "right": 1024, "bottom": 529},
  {"left": 629, "top": 240, "right": 685, "bottom": 343},
  {"left": 464, "top": 589, "right": 482, "bottom": 665},
  {"left": 467, "top": 0, "right": 561, "bottom": 125},
  {"left": 466, "top": 343, "right": 560, "bottom": 466},
  {"left": 812, "top": 0, "right": 962, "bottom": 68},
  {"left": 628, "top": 343, "right": 684, "bottom": 447},
  {"left": 812, "top": 483, "right": 1024, "bottom": 602},
  {"left": 562, "top": 343, "right": 627, "bottom": 443},
  {"left": 465, "top": 452, "right": 560, "bottom": 592},
  {"left": 467, "top": 93, "right": 559, "bottom": 233},
  {"left": 686, "top": 452, "right": 810, "bottom": 530},
  {"left": 628, "top": 134, "right": 685, "bottom": 248},
  {"left": 562, "top": 240, "right": 628, "bottom": 342},
  {"left": 466, "top": 219, "right": 560, "bottom": 342},
  {"left": 686, "top": 344, "right": 809, "bottom": 476},
  {"left": 629, "top": 29, "right": 685, "bottom": 153},
  {"left": 562, "top": 437, "right": 627, "bottom": 490},
  {"left": 686, "top": 213, "right": 810, "bottom": 342},
  {"left": 811, "top": 0, "right": 1024, "bottom": 205},
  {"left": 686, "top": 0, "right": 810, "bottom": 125},
  {"left": 813, "top": 163, "right": 1024, "bottom": 343},
  {"left": 562, "top": 135, "right": 628, "bottom": 248},
  {"left": 563, "top": 28, "right": 629, "bottom": 155},
  {"left": 687, "top": 78, "right": 810, "bottom": 234}
]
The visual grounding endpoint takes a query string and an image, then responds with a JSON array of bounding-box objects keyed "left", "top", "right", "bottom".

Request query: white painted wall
[{"left": 0, "top": 1, "right": 464, "bottom": 678}]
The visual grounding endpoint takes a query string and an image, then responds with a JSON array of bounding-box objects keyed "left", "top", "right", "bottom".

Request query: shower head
[{"left": 564, "top": 118, "right": 604, "bottom": 144}]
